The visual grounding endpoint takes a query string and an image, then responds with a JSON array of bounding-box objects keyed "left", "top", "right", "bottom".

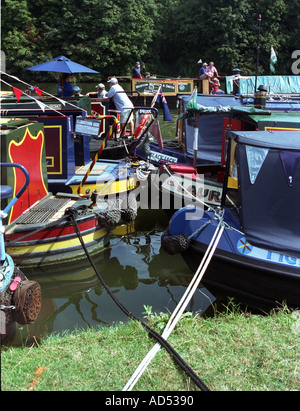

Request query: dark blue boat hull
[{"left": 167, "top": 207, "right": 300, "bottom": 311}]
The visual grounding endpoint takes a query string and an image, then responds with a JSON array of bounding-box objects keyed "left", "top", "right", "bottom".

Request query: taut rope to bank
[
  {"left": 123, "top": 219, "right": 224, "bottom": 391},
  {"left": 67, "top": 208, "right": 211, "bottom": 391}
]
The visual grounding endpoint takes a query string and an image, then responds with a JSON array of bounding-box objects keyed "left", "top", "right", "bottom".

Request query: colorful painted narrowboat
[
  {"left": 137, "top": 92, "right": 300, "bottom": 208},
  {"left": 1, "top": 118, "right": 137, "bottom": 270},
  {"left": 162, "top": 130, "right": 300, "bottom": 311}
]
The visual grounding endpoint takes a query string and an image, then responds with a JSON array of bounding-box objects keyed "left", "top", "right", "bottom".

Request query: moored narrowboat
[
  {"left": 1, "top": 118, "right": 137, "bottom": 271},
  {"left": 162, "top": 130, "right": 300, "bottom": 311}
]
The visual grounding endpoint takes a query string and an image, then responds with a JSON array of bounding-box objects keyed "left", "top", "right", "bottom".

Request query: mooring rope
[
  {"left": 162, "top": 165, "right": 217, "bottom": 214},
  {"left": 123, "top": 220, "right": 224, "bottom": 391},
  {"left": 67, "top": 209, "right": 210, "bottom": 391}
]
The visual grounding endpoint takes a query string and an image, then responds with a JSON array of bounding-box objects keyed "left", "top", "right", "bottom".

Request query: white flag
[
  {"left": 36, "top": 100, "right": 47, "bottom": 112},
  {"left": 270, "top": 46, "right": 277, "bottom": 73}
]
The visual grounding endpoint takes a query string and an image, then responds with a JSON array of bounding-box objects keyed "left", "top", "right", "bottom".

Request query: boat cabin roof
[
  {"left": 226, "top": 129, "right": 300, "bottom": 258},
  {"left": 228, "top": 129, "right": 300, "bottom": 150},
  {"left": 248, "top": 112, "right": 300, "bottom": 130}
]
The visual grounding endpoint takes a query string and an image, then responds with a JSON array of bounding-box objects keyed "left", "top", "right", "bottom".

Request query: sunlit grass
[{"left": 2, "top": 305, "right": 299, "bottom": 391}]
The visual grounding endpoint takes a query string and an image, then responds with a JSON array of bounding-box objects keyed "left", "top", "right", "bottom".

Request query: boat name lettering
[
  {"left": 135, "top": 83, "right": 150, "bottom": 89},
  {"left": 47, "top": 104, "right": 62, "bottom": 110},
  {"left": 138, "top": 109, "right": 153, "bottom": 115},
  {"left": 163, "top": 178, "right": 221, "bottom": 206},
  {"left": 164, "top": 84, "right": 176, "bottom": 91},
  {"left": 237, "top": 238, "right": 300, "bottom": 266},
  {"left": 266, "top": 251, "right": 299, "bottom": 266},
  {"left": 173, "top": 182, "right": 221, "bottom": 203},
  {"left": 149, "top": 152, "right": 178, "bottom": 163}
]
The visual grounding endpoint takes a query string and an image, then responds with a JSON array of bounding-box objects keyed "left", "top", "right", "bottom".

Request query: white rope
[
  {"left": 162, "top": 165, "right": 216, "bottom": 214},
  {"left": 0, "top": 78, "right": 67, "bottom": 117},
  {"left": 123, "top": 219, "right": 224, "bottom": 391},
  {"left": 0, "top": 71, "right": 88, "bottom": 113}
]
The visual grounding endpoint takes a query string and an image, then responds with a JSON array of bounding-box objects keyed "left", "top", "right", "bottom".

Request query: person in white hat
[
  {"left": 85, "top": 83, "right": 107, "bottom": 98},
  {"left": 96, "top": 83, "right": 108, "bottom": 98},
  {"left": 198, "top": 62, "right": 209, "bottom": 79},
  {"left": 107, "top": 77, "right": 134, "bottom": 137}
]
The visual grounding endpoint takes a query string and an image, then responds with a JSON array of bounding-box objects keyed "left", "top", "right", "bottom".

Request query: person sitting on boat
[
  {"left": 25, "top": 85, "right": 38, "bottom": 95},
  {"left": 85, "top": 83, "right": 107, "bottom": 98},
  {"left": 206, "top": 62, "right": 219, "bottom": 93},
  {"left": 106, "top": 77, "right": 134, "bottom": 137},
  {"left": 57, "top": 73, "right": 73, "bottom": 97},
  {"left": 211, "top": 78, "right": 225, "bottom": 94},
  {"left": 96, "top": 83, "right": 108, "bottom": 98},
  {"left": 131, "top": 61, "right": 142, "bottom": 78},
  {"left": 198, "top": 62, "right": 210, "bottom": 79},
  {"left": 72, "top": 86, "right": 83, "bottom": 97},
  {"left": 206, "top": 62, "right": 219, "bottom": 78}
]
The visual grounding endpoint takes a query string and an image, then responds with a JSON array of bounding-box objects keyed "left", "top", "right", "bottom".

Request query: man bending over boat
[{"left": 106, "top": 77, "right": 134, "bottom": 137}]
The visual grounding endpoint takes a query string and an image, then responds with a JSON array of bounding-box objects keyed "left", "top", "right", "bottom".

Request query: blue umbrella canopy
[{"left": 27, "top": 55, "right": 98, "bottom": 73}]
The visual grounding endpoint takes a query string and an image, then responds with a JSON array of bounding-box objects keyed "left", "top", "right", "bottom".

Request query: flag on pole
[
  {"left": 188, "top": 87, "right": 197, "bottom": 103},
  {"left": 156, "top": 91, "right": 173, "bottom": 122},
  {"left": 270, "top": 46, "right": 277, "bottom": 74},
  {"left": 148, "top": 118, "right": 163, "bottom": 150},
  {"left": 186, "top": 87, "right": 198, "bottom": 110}
]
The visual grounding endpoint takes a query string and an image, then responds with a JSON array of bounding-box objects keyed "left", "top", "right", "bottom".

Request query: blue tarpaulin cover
[
  {"left": 226, "top": 75, "right": 300, "bottom": 95},
  {"left": 181, "top": 94, "right": 240, "bottom": 163}
]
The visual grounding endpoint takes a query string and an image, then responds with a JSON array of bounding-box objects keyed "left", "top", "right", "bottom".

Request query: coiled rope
[{"left": 67, "top": 208, "right": 211, "bottom": 392}]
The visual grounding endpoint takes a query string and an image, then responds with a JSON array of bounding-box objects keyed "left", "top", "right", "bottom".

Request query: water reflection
[{"left": 5, "top": 210, "right": 215, "bottom": 346}]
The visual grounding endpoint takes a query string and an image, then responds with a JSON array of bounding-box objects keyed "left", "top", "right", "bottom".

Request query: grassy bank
[{"left": 1, "top": 305, "right": 299, "bottom": 391}]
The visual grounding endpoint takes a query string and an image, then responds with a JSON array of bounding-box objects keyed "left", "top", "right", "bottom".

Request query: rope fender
[
  {"left": 93, "top": 192, "right": 138, "bottom": 229},
  {"left": 161, "top": 229, "right": 190, "bottom": 255},
  {"left": 161, "top": 220, "right": 212, "bottom": 255},
  {"left": 0, "top": 263, "right": 41, "bottom": 335}
]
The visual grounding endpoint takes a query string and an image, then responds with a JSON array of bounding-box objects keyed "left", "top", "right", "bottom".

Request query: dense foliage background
[{"left": 1, "top": 0, "right": 299, "bottom": 81}]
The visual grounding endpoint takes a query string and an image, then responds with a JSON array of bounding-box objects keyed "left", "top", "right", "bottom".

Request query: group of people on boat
[
  {"left": 198, "top": 61, "right": 224, "bottom": 94},
  {"left": 86, "top": 77, "right": 134, "bottom": 137},
  {"left": 55, "top": 58, "right": 223, "bottom": 137},
  {"left": 57, "top": 74, "right": 134, "bottom": 137}
]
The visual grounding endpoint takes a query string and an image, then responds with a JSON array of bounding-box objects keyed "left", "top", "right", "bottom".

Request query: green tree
[
  {"left": 25, "top": 0, "right": 159, "bottom": 78},
  {"left": 280, "top": 0, "right": 300, "bottom": 74},
  {"left": 1, "top": 0, "right": 295, "bottom": 79},
  {"left": 1, "top": 0, "right": 41, "bottom": 75},
  {"left": 249, "top": 0, "right": 288, "bottom": 75}
]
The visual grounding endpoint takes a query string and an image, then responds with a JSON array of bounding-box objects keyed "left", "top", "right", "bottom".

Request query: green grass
[{"left": 1, "top": 305, "right": 299, "bottom": 391}]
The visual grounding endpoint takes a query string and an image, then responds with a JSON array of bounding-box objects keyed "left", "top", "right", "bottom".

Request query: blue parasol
[{"left": 27, "top": 55, "right": 98, "bottom": 74}]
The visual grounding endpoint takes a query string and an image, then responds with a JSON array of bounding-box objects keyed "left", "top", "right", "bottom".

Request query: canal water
[{"left": 2, "top": 81, "right": 216, "bottom": 346}]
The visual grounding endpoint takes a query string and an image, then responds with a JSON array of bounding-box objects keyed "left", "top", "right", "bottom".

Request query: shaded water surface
[{"left": 5, "top": 210, "right": 215, "bottom": 346}]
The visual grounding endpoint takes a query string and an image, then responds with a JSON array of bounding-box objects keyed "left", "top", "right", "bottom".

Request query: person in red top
[
  {"left": 206, "top": 62, "right": 219, "bottom": 93},
  {"left": 211, "top": 78, "right": 225, "bottom": 94}
]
